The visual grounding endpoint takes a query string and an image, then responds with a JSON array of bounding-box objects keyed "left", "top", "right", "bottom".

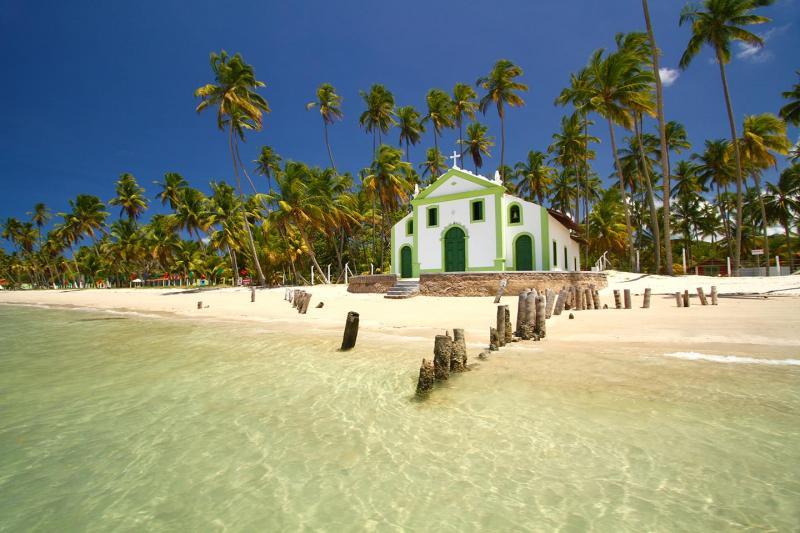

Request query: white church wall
[
  {"left": 548, "top": 217, "right": 581, "bottom": 271},
  {"left": 502, "top": 196, "right": 545, "bottom": 271},
  {"left": 425, "top": 175, "right": 483, "bottom": 198},
  {"left": 391, "top": 212, "right": 414, "bottom": 275},
  {"left": 417, "top": 193, "right": 497, "bottom": 271}
]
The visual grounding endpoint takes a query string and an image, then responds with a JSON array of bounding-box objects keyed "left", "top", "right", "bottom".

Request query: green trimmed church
[{"left": 391, "top": 164, "right": 581, "bottom": 278}]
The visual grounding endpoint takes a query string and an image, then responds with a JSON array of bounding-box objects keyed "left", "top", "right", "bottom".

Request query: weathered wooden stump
[
  {"left": 642, "top": 288, "right": 651, "bottom": 309},
  {"left": 710, "top": 286, "right": 718, "bottom": 305},
  {"left": 197, "top": 300, "right": 202, "bottom": 310},
  {"left": 520, "top": 290, "right": 536, "bottom": 339},
  {"left": 299, "top": 292, "right": 312, "bottom": 314},
  {"left": 496, "top": 305, "right": 507, "bottom": 348},
  {"left": 515, "top": 291, "right": 528, "bottom": 335},
  {"left": 544, "top": 289, "right": 555, "bottom": 318},
  {"left": 451, "top": 328, "right": 468, "bottom": 372},
  {"left": 591, "top": 287, "right": 600, "bottom": 310},
  {"left": 489, "top": 327, "right": 499, "bottom": 351},
  {"left": 624, "top": 289, "right": 632, "bottom": 309},
  {"left": 613, "top": 290, "right": 622, "bottom": 309},
  {"left": 683, "top": 290, "right": 690, "bottom": 307},
  {"left": 493, "top": 279, "right": 508, "bottom": 304},
  {"left": 415, "top": 359, "right": 435, "bottom": 396},
  {"left": 585, "top": 288, "right": 594, "bottom": 310},
  {"left": 251, "top": 287, "right": 256, "bottom": 303},
  {"left": 696, "top": 287, "right": 708, "bottom": 306},
  {"left": 316, "top": 302, "right": 324, "bottom": 308},
  {"left": 534, "top": 295, "right": 546, "bottom": 338},
  {"left": 553, "top": 289, "right": 567, "bottom": 316},
  {"left": 503, "top": 307, "right": 512, "bottom": 344},
  {"left": 340, "top": 311, "right": 360, "bottom": 350},
  {"left": 433, "top": 335, "right": 452, "bottom": 380},
  {"left": 674, "top": 292, "right": 682, "bottom": 307},
  {"left": 292, "top": 291, "right": 302, "bottom": 309}
]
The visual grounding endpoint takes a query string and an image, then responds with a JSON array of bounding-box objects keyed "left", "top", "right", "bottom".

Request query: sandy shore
[{"left": 2, "top": 271, "right": 799, "bottom": 356}]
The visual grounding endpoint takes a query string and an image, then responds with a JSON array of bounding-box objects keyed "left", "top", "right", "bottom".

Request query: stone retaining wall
[
  {"left": 419, "top": 272, "right": 607, "bottom": 297},
  {"left": 347, "top": 274, "right": 398, "bottom": 294}
]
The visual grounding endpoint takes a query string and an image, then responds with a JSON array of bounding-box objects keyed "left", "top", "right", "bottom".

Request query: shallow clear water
[{"left": 1, "top": 305, "right": 798, "bottom": 531}]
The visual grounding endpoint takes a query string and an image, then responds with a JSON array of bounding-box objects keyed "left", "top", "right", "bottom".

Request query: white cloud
[
  {"left": 659, "top": 67, "right": 680, "bottom": 87},
  {"left": 736, "top": 24, "right": 790, "bottom": 63}
]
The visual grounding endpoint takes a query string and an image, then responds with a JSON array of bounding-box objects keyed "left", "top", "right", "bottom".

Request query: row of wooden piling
[
  {"left": 416, "top": 328, "right": 468, "bottom": 394},
  {"left": 284, "top": 288, "right": 313, "bottom": 314},
  {"left": 674, "top": 286, "right": 718, "bottom": 307}
]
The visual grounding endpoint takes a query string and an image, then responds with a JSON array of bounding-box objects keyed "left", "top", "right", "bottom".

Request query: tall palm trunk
[
  {"left": 324, "top": 121, "right": 336, "bottom": 171},
  {"left": 499, "top": 107, "right": 506, "bottom": 181},
  {"left": 297, "top": 223, "right": 328, "bottom": 283},
  {"left": 642, "top": 0, "right": 673, "bottom": 275},
  {"left": 228, "top": 126, "right": 266, "bottom": 286},
  {"left": 716, "top": 183, "right": 734, "bottom": 259},
  {"left": 607, "top": 119, "right": 635, "bottom": 270},
  {"left": 634, "top": 115, "right": 662, "bottom": 273},
  {"left": 751, "top": 172, "right": 770, "bottom": 275},
  {"left": 782, "top": 218, "right": 793, "bottom": 271},
  {"left": 715, "top": 48, "right": 745, "bottom": 275},
  {"left": 229, "top": 245, "right": 240, "bottom": 285}
]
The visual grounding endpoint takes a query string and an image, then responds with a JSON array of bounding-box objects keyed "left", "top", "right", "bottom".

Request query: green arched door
[
  {"left": 400, "top": 246, "right": 412, "bottom": 278},
  {"left": 514, "top": 235, "right": 534, "bottom": 271},
  {"left": 444, "top": 227, "right": 466, "bottom": 272}
]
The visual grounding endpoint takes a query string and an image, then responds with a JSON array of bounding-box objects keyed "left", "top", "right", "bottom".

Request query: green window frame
[
  {"left": 552, "top": 240, "right": 558, "bottom": 267},
  {"left": 564, "top": 246, "right": 568, "bottom": 270},
  {"left": 508, "top": 203, "right": 523, "bottom": 226},
  {"left": 470, "top": 199, "right": 485, "bottom": 222},
  {"left": 406, "top": 219, "right": 414, "bottom": 236},
  {"left": 427, "top": 206, "right": 439, "bottom": 228}
]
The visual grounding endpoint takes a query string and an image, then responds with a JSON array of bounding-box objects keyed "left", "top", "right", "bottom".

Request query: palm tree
[
  {"left": 476, "top": 59, "right": 528, "bottom": 181},
  {"left": 363, "top": 145, "right": 413, "bottom": 269},
  {"left": 268, "top": 161, "right": 331, "bottom": 282},
  {"left": 174, "top": 187, "right": 210, "bottom": 244},
  {"left": 154, "top": 172, "right": 188, "bottom": 209},
  {"left": 254, "top": 145, "right": 282, "bottom": 195},
  {"left": 549, "top": 169, "right": 578, "bottom": 217},
  {"left": 738, "top": 113, "right": 791, "bottom": 273},
  {"left": 515, "top": 151, "right": 555, "bottom": 205},
  {"left": 588, "top": 188, "right": 628, "bottom": 258},
  {"left": 208, "top": 180, "right": 243, "bottom": 285},
  {"left": 459, "top": 122, "right": 494, "bottom": 174},
  {"left": 779, "top": 71, "right": 800, "bottom": 126},
  {"left": 693, "top": 139, "right": 736, "bottom": 257},
  {"left": 194, "top": 50, "right": 270, "bottom": 286},
  {"left": 640, "top": 0, "right": 676, "bottom": 274},
  {"left": 679, "top": 0, "right": 773, "bottom": 274},
  {"left": 764, "top": 164, "right": 799, "bottom": 270},
  {"left": 359, "top": 84, "right": 396, "bottom": 155},
  {"left": 396, "top": 105, "right": 425, "bottom": 163},
  {"left": 585, "top": 48, "right": 654, "bottom": 268},
  {"left": 28, "top": 203, "right": 51, "bottom": 246},
  {"left": 419, "top": 147, "right": 446, "bottom": 183},
  {"left": 422, "top": 89, "right": 455, "bottom": 156},
  {"left": 452, "top": 83, "right": 478, "bottom": 154},
  {"left": 306, "top": 83, "right": 343, "bottom": 170},
  {"left": 109, "top": 173, "right": 148, "bottom": 221}
]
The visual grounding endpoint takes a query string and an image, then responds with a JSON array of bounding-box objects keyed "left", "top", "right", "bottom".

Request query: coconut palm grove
[{"left": 1, "top": 0, "right": 798, "bottom": 288}]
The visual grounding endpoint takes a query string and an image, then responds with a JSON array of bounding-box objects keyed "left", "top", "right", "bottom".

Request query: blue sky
[{"left": 1, "top": 0, "right": 797, "bottom": 242}]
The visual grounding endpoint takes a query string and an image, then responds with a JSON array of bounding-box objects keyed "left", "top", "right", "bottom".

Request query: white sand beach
[{"left": 2, "top": 271, "right": 798, "bottom": 356}]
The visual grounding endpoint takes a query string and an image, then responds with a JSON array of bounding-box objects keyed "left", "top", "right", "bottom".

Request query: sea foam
[{"left": 664, "top": 352, "right": 800, "bottom": 366}]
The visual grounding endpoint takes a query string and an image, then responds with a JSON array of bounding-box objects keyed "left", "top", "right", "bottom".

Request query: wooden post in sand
[
  {"left": 489, "top": 327, "right": 499, "bottom": 351},
  {"left": 415, "top": 359, "right": 435, "bottom": 396},
  {"left": 683, "top": 290, "right": 690, "bottom": 307},
  {"left": 504, "top": 307, "right": 512, "bottom": 344},
  {"left": 251, "top": 287, "right": 256, "bottom": 303},
  {"left": 696, "top": 287, "right": 708, "bottom": 306},
  {"left": 642, "top": 288, "right": 651, "bottom": 309},
  {"left": 496, "top": 305, "right": 507, "bottom": 347},
  {"left": 340, "top": 311, "right": 359, "bottom": 350},
  {"left": 433, "top": 334, "right": 452, "bottom": 380},
  {"left": 197, "top": 301, "right": 202, "bottom": 310},
  {"left": 674, "top": 292, "right": 682, "bottom": 307},
  {"left": 516, "top": 291, "right": 529, "bottom": 335},
  {"left": 624, "top": 289, "right": 632, "bottom": 309},
  {"left": 710, "top": 286, "right": 718, "bottom": 306},
  {"left": 574, "top": 287, "right": 582, "bottom": 311},
  {"left": 613, "top": 290, "right": 622, "bottom": 309},
  {"left": 300, "top": 293, "right": 313, "bottom": 314},
  {"left": 534, "top": 295, "right": 546, "bottom": 338},
  {"left": 553, "top": 289, "right": 567, "bottom": 316},
  {"left": 451, "top": 329, "right": 467, "bottom": 372},
  {"left": 545, "top": 289, "right": 556, "bottom": 319}
]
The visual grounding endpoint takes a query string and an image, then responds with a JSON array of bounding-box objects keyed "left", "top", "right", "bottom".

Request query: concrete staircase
[{"left": 384, "top": 279, "right": 420, "bottom": 299}]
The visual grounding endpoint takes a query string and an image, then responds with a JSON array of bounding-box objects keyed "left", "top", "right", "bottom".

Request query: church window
[
  {"left": 427, "top": 206, "right": 439, "bottom": 227},
  {"left": 509, "top": 204, "right": 521, "bottom": 224}
]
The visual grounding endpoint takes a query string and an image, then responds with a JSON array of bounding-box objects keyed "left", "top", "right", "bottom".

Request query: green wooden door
[
  {"left": 400, "top": 246, "right": 412, "bottom": 278},
  {"left": 514, "top": 235, "right": 534, "bottom": 271},
  {"left": 444, "top": 227, "right": 466, "bottom": 272}
]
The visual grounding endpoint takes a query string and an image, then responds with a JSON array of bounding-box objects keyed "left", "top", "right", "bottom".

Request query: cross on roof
[{"left": 449, "top": 150, "right": 461, "bottom": 169}]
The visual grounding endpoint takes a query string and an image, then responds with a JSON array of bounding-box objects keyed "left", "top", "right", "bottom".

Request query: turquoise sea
[{"left": 1, "top": 304, "right": 798, "bottom": 531}]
